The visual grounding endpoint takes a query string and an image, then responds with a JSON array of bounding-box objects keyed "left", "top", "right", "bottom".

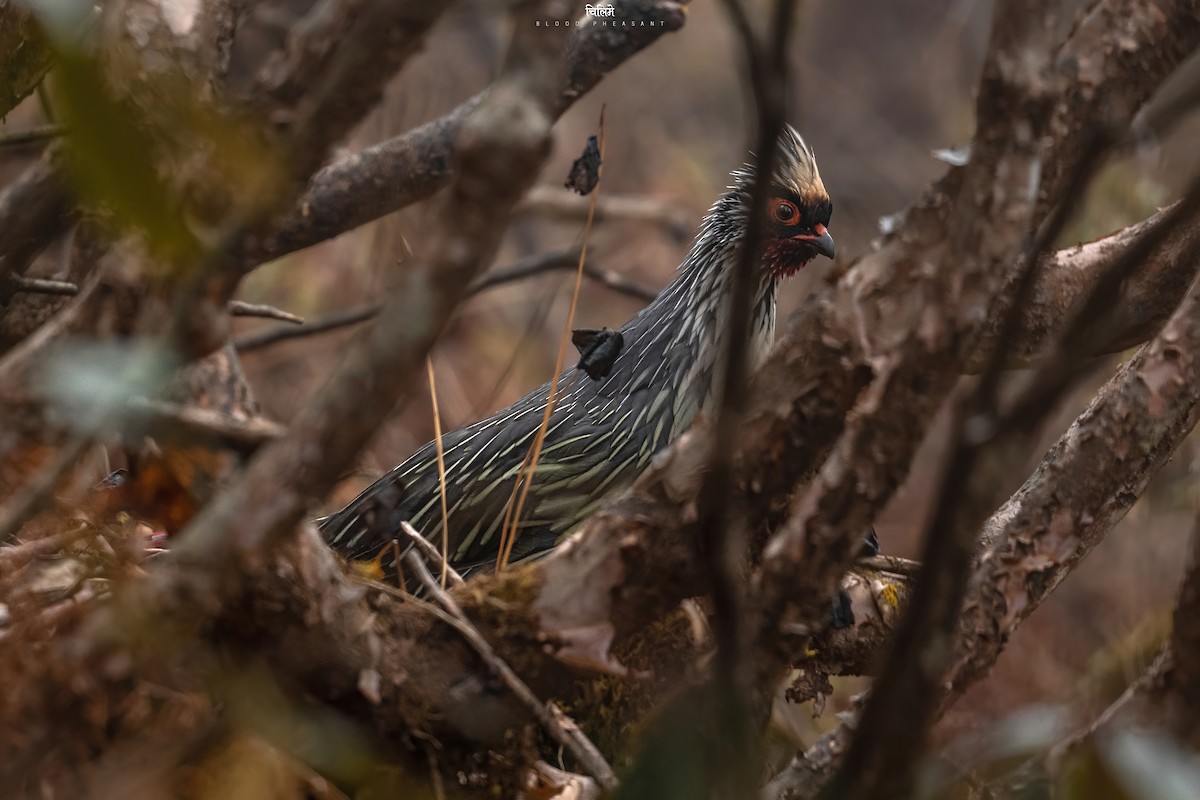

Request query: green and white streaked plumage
[{"left": 320, "top": 125, "right": 834, "bottom": 577}]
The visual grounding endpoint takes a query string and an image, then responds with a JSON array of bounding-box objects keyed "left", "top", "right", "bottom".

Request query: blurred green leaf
[
  {"left": 53, "top": 49, "right": 200, "bottom": 261},
  {"left": 1101, "top": 729, "right": 1200, "bottom": 800},
  {"left": 920, "top": 706, "right": 1067, "bottom": 800},
  {"left": 40, "top": 338, "right": 178, "bottom": 434},
  {"left": 41, "top": 23, "right": 287, "bottom": 269},
  {"left": 1058, "top": 729, "right": 1200, "bottom": 800}
]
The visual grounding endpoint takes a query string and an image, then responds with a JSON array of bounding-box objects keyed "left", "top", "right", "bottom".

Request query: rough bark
[
  {"left": 1036, "top": 0, "right": 1200, "bottom": 218},
  {"left": 0, "top": 0, "right": 54, "bottom": 118},
  {"left": 946, "top": 271, "right": 1200, "bottom": 706},
  {"left": 2, "top": 5, "right": 567, "bottom": 791},
  {"left": 4, "top": 0, "right": 1200, "bottom": 796},
  {"left": 976, "top": 202, "right": 1200, "bottom": 370},
  {"left": 763, "top": 267, "right": 1200, "bottom": 800}
]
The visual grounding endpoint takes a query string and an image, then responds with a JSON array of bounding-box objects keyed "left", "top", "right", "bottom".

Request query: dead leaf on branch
[{"left": 564, "top": 135, "right": 602, "bottom": 196}]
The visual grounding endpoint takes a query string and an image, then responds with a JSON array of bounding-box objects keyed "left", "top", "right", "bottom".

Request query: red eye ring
[{"left": 771, "top": 198, "right": 800, "bottom": 226}]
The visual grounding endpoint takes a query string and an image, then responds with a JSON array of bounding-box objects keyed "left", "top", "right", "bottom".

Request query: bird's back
[
  {"left": 319, "top": 286, "right": 703, "bottom": 576},
  {"left": 316, "top": 131, "right": 824, "bottom": 576}
]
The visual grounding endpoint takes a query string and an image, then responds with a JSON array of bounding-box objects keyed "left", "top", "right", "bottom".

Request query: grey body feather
[{"left": 319, "top": 127, "right": 827, "bottom": 576}]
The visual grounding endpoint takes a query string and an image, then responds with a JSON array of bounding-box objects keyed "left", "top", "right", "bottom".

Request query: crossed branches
[{"left": 1, "top": 0, "right": 1200, "bottom": 797}]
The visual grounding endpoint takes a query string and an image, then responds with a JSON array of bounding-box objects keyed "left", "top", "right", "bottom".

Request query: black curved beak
[{"left": 812, "top": 229, "right": 836, "bottom": 260}]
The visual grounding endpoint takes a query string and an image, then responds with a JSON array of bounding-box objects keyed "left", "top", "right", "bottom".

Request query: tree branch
[
  {"left": 764, "top": 224, "right": 1200, "bottom": 800},
  {"left": 237, "top": 0, "right": 692, "bottom": 270},
  {"left": 977, "top": 201, "right": 1200, "bottom": 370},
  {"left": 947, "top": 271, "right": 1200, "bottom": 708},
  {"left": 0, "top": 1, "right": 56, "bottom": 118},
  {"left": 232, "top": 249, "right": 655, "bottom": 353},
  {"left": 1035, "top": 0, "right": 1200, "bottom": 217},
  {"left": 402, "top": 550, "right": 618, "bottom": 792},
  {"left": 6, "top": 1, "right": 571, "bottom": 790},
  {"left": 516, "top": 185, "right": 693, "bottom": 241}
]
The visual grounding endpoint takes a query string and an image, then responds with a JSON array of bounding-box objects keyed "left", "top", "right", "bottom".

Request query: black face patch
[{"left": 765, "top": 186, "right": 832, "bottom": 236}]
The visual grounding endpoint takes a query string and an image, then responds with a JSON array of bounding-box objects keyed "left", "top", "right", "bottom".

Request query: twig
[
  {"left": 468, "top": 248, "right": 655, "bottom": 302},
  {"left": 420, "top": 358, "right": 452, "bottom": 589},
  {"left": 233, "top": 304, "right": 380, "bottom": 352},
  {"left": 397, "top": 522, "right": 463, "bottom": 587},
  {"left": 233, "top": 250, "right": 655, "bottom": 354},
  {"left": 3, "top": 274, "right": 78, "bottom": 296},
  {"left": 516, "top": 185, "right": 692, "bottom": 240},
  {"left": 0, "top": 124, "right": 68, "bottom": 147},
  {"left": 499, "top": 111, "right": 606, "bottom": 572},
  {"left": 227, "top": 300, "right": 304, "bottom": 324},
  {"left": 427, "top": 747, "right": 447, "bottom": 800},
  {"left": 4, "top": 277, "right": 307, "bottom": 325},
  {"left": 403, "top": 549, "right": 618, "bottom": 791}
]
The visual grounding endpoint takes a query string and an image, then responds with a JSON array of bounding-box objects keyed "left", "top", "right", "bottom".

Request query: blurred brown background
[{"left": 5, "top": 0, "right": 1189, "bottom": 754}]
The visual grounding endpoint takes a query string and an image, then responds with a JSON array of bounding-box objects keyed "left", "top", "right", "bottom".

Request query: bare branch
[
  {"left": 754, "top": 0, "right": 1057, "bottom": 709},
  {"left": 516, "top": 185, "right": 692, "bottom": 240},
  {"left": 226, "top": 300, "right": 303, "bottom": 324},
  {"left": 234, "top": 303, "right": 380, "bottom": 352},
  {"left": 5, "top": 276, "right": 306, "bottom": 324},
  {"left": 232, "top": 250, "right": 655, "bottom": 353},
  {"left": 2, "top": 275, "right": 77, "bottom": 297},
  {"left": 402, "top": 550, "right": 618, "bottom": 791},
  {"left": 945, "top": 268, "right": 1200, "bottom": 709},
  {"left": 238, "top": 0, "right": 692, "bottom": 270},
  {"left": 123, "top": 398, "right": 285, "bottom": 453},
  {"left": 398, "top": 521, "right": 463, "bottom": 589},
  {"left": 244, "top": 1, "right": 449, "bottom": 188},
  {"left": 765, "top": 213, "right": 1200, "bottom": 800},
  {"left": 467, "top": 248, "right": 655, "bottom": 303},
  {"left": 976, "top": 201, "right": 1200, "bottom": 370},
  {"left": 0, "top": 147, "right": 73, "bottom": 301},
  {"left": 0, "top": 2, "right": 56, "bottom": 118},
  {"left": 807, "top": 3, "right": 1059, "bottom": 795},
  {"left": 0, "top": 124, "right": 69, "bottom": 148}
]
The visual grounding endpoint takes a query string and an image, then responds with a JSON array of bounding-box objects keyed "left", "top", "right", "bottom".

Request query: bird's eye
[{"left": 771, "top": 199, "right": 800, "bottom": 226}]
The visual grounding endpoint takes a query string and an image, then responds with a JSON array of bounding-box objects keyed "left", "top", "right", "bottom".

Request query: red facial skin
[{"left": 763, "top": 222, "right": 829, "bottom": 279}]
